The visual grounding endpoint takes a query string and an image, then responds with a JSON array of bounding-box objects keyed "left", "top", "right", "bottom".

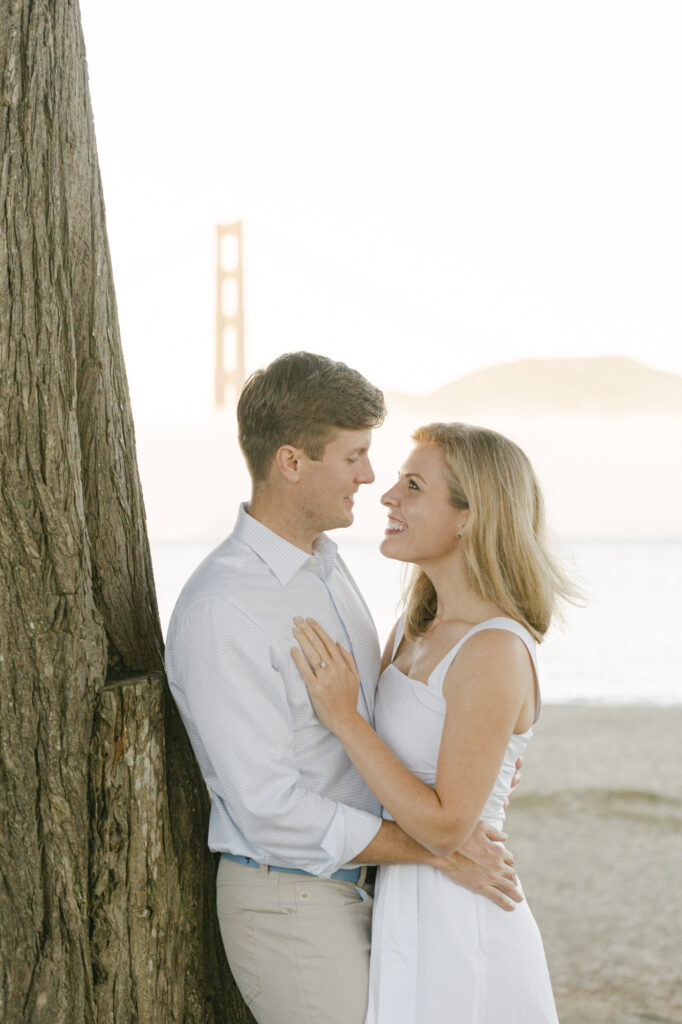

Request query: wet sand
[{"left": 506, "top": 704, "right": 682, "bottom": 1024}]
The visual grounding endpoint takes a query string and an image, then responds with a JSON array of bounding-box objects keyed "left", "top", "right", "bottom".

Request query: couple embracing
[{"left": 166, "top": 351, "right": 570, "bottom": 1023}]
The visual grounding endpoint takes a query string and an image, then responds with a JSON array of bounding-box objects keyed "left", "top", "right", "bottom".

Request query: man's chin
[{"left": 325, "top": 510, "right": 354, "bottom": 532}]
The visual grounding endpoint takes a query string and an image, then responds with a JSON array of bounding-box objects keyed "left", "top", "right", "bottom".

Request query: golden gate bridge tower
[{"left": 214, "top": 221, "right": 246, "bottom": 408}]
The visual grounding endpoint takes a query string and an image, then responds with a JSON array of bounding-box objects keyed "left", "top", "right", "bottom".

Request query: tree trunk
[{"left": 0, "top": 2, "right": 254, "bottom": 1020}]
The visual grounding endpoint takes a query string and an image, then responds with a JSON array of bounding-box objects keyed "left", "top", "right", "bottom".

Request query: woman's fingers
[
  {"left": 293, "top": 621, "right": 326, "bottom": 669},
  {"left": 291, "top": 647, "right": 315, "bottom": 683},
  {"left": 303, "top": 618, "right": 339, "bottom": 661},
  {"left": 288, "top": 647, "right": 317, "bottom": 696},
  {"left": 338, "top": 644, "right": 358, "bottom": 675},
  {"left": 292, "top": 618, "right": 357, "bottom": 682},
  {"left": 293, "top": 617, "right": 347, "bottom": 668},
  {"left": 305, "top": 620, "right": 357, "bottom": 676}
]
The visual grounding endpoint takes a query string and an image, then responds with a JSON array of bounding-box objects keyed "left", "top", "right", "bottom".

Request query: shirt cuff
[{"left": 318, "top": 803, "right": 383, "bottom": 877}]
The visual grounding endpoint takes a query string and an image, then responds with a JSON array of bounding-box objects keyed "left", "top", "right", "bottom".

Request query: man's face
[{"left": 296, "top": 428, "right": 375, "bottom": 533}]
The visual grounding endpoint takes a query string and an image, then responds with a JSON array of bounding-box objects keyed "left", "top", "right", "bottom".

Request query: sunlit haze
[
  {"left": 80, "top": 2, "right": 682, "bottom": 413},
  {"left": 78, "top": 1, "right": 682, "bottom": 539}
]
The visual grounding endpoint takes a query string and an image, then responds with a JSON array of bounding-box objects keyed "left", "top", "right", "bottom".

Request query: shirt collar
[{"left": 233, "top": 503, "right": 338, "bottom": 585}]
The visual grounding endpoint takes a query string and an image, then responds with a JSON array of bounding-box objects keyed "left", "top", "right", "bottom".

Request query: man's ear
[{"left": 274, "top": 444, "right": 304, "bottom": 483}]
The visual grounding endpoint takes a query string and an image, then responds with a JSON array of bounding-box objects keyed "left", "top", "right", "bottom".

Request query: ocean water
[{"left": 151, "top": 537, "right": 682, "bottom": 705}]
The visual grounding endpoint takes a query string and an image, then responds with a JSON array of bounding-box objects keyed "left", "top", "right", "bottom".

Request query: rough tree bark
[{"left": 0, "top": 2, "right": 254, "bottom": 1021}]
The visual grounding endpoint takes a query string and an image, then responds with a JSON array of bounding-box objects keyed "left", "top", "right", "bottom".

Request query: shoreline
[{"left": 506, "top": 704, "right": 682, "bottom": 1024}]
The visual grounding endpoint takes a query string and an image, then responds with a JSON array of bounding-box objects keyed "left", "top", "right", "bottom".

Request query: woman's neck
[{"left": 419, "top": 556, "right": 501, "bottom": 627}]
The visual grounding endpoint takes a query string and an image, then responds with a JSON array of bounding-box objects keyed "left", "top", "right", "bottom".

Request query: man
[{"left": 165, "top": 352, "right": 521, "bottom": 1024}]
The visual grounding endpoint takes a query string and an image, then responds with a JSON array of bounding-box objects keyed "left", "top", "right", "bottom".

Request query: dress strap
[
  {"left": 391, "top": 615, "right": 406, "bottom": 659},
  {"left": 429, "top": 617, "right": 541, "bottom": 721}
]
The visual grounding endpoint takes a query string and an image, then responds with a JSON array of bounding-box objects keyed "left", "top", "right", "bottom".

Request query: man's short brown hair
[{"left": 237, "top": 351, "right": 386, "bottom": 484}]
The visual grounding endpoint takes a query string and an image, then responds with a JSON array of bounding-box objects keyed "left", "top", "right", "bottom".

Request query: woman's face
[{"left": 379, "top": 444, "right": 468, "bottom": 564}]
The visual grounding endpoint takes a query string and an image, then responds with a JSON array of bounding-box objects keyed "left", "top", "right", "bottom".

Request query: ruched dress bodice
[{"left": 376, "top": 664, "right": 533, "bottom": 828}]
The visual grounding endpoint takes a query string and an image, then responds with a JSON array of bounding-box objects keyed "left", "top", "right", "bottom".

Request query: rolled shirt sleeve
[{"left": 167, "top": 598, "right": 382, "bottom": 876}]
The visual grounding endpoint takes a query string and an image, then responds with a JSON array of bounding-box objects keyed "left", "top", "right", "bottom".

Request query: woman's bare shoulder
[{"left": 444, "top": 626, "right": 534, "bottom": 695}]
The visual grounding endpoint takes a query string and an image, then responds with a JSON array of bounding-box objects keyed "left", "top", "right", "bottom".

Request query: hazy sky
[{"left": 79, "top": 1, "right": 682, "bottom": 424}]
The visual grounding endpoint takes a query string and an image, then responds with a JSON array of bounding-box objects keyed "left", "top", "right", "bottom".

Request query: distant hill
[{"left": 387, "top": 357, "right": 682, "bottom": 417}]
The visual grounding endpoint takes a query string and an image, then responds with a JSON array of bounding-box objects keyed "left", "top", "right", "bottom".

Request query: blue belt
[{"left": 222, "top": 852, "right": 361, "bottom": 883}]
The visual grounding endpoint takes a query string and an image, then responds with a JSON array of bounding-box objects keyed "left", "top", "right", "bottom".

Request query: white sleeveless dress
[{"left": 365, "top": 617, "right": 559, "bottom": 1024}]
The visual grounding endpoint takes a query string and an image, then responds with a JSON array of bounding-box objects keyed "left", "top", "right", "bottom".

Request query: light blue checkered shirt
[{"left": 165, "top": 504, "right": 383, "bottom": 877}]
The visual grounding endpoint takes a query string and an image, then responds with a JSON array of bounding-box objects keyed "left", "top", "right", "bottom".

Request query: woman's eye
[{"left": 407, "top": 479, "right": 419, "bottom": 491}]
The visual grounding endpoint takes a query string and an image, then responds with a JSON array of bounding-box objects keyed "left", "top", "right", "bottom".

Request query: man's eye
[{"left": 347, "top": 457, "right": 359, "bottom": 464}]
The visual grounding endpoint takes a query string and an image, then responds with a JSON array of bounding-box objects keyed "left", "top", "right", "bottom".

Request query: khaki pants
[{"left": 216, "top": 856, "right": 374, "bottom": 1024}]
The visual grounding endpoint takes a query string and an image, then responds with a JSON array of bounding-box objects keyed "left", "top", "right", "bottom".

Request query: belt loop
[{"left": 357, "top": 865, "right": 367, "bottom": 889}]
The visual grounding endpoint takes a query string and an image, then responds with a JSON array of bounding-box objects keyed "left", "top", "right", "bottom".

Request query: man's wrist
[{"left": 419, "top": 850, "right": 447, "bottom": 869}]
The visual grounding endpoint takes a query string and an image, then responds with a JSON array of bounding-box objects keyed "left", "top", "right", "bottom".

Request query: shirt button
[{"left": 300, "top": 891, "right": 310, "bottom": 900}]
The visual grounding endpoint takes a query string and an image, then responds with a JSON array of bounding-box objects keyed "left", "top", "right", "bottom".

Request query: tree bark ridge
[{"left": 0, "top": 2, "right": 253, "bottom": 1020}]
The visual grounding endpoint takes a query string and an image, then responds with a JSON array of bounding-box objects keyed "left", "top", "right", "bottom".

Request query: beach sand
[{"left": 506, "top": 705, "right": 682, "bottom": 1024}]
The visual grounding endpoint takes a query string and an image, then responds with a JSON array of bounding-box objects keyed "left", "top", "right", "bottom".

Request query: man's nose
[{"left": 358, "top": 457, "right": 375, "bottom": 485}]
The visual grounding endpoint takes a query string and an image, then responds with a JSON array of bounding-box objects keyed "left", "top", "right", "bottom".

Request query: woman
[{"left": 292, "top": 422, "right": 573, "bottom": 1023}]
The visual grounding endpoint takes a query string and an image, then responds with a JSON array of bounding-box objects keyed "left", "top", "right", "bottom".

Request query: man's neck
[{"left": 247, "top": 494, "right": 319, "bottom": 554}]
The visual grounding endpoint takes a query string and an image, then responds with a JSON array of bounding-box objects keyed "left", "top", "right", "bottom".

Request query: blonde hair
[{"left": 403, "top": 423, "right": 576, "bottom": 643}]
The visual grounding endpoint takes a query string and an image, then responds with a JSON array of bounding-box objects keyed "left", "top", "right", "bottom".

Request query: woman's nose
[{"left": 381, "top": 483, "right": 399, "bottom": 506}]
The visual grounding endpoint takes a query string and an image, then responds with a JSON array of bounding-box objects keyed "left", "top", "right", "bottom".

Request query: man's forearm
[
  {"left": 350, "top": 818, "right": 522, "bottom": 912},
  {"left": 350, "top": 819, "right": 439, "bottom": 867}
]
